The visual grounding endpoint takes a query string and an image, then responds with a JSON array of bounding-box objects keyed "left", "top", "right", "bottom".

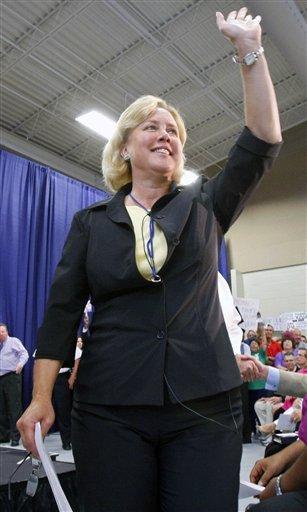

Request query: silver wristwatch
[{"left": 233, "top": 46, "right": 264, "bottom": 66}]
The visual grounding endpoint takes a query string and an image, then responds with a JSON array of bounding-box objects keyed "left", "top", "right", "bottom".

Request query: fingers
[
  {"left": 250, "top": 459, "right": 272, "bottom": 486},
  {"left": 250, "top": 459, "right": 264, "bottom": 484},
  {"left": 227, "top": 11, "right": 237, "bottom": 22},
  {"left": 237, "top": 357, "right": 262, "bottom": 381},
  {"left": 242, "top": 361, "right": 260, "bottom": 381},
  {"left": 215, "top": 11, "right": 225, "bottom": 31},
  {"left": 252, "top": 15, "right": 262, "bottom": 25},
  {"left": 17, "top": 417, "right": 39, "bottom": 458},
  {"left": 219, "top": 7, "right": 261, "bottom": 26},
  {"left": 237, "top": 7, "right": 248, "bottom": 20},
  {"left": 17, "top": 400, "right": 55, "bottom": 459},
  {"left": 258, "top": 478, "right": 276, "bottom": 500}
]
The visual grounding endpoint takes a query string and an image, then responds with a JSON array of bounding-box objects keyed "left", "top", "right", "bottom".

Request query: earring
[{"left": 122, "top": 154, "right": 130, "bottom": 161}]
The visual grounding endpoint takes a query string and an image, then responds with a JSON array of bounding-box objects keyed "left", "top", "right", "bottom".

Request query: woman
[
  {"left": 274, "top": 338, "right": 297, "bottom": 370},
  {"left": 17, "top": 7, "right": 282, "bottom": 512}
]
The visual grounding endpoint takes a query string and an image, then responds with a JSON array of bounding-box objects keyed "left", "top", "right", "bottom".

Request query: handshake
[{"left": 235, "top": 355, "right": 268, "bottom": 383}]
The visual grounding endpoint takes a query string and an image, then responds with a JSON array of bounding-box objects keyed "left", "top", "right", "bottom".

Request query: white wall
[
  {"left": 240, "top": 264, "right": 307, "bottom": 317},
  {"left": 224, "top": 123, "right": 307, "bottom": 273}
]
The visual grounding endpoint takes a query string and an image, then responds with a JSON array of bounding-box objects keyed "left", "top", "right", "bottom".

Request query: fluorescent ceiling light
[
  {"left": 76, "top": 110, "right": 117, "bottom": 140},
  {"left": 180, "top": 169, "right": 199, "bottom": 186}
]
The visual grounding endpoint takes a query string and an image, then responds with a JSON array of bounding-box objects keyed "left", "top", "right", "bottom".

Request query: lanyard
[{"left": 129, "top": 193, "right": 161, "bottom": 283}]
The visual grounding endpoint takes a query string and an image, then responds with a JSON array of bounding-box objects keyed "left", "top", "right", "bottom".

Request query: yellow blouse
[{"left": 126, "top": 205, "right": 168, "bottom": 281}]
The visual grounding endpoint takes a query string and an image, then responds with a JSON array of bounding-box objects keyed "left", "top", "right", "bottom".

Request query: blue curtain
[{"left": 0, "top": 149, "right": 109, "bottom": 407}]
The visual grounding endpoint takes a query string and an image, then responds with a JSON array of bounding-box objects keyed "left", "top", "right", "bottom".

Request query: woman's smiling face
[{"left": 122, "top": 108, "right": 183, "bottom": 181}]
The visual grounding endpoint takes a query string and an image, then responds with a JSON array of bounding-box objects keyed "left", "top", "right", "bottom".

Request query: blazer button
[
  {"left": 156, "top": 330, "right": 166, "bottom": 340},
  {"left": 172, "top": 238, "right": 180, "bottom": 245}
]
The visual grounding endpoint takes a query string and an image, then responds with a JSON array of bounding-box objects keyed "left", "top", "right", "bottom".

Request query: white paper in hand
[
  {"left": 239, "top": 480, "right": 264, "bottom": 499},
  {"left": 277, "top": 413, "right": 296, "bottom": 432},
  {"left": 34, "top": 422, "right": 73, "bottom": 512}
]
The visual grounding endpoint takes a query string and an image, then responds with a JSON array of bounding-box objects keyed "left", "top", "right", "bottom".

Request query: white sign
[
  {"left": 234, "top": 297, "right": 260, "bottom": 332},
  {"left": 263, "top": 312, "right": 307, "bottom": 331}
]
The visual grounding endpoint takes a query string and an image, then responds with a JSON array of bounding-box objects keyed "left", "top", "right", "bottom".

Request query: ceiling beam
[
  {"left": 1, "top": 1, "right": 95, "bottom": 77},
  {"left": 1, "top": 1, "right": 70, "bottom": 59},
  {"left": 107, "top": 1, "right": 240, "bottom": 120}
]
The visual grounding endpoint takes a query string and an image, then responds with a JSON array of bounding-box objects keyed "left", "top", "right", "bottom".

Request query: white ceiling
[{"left": 1, "top": 0, "right": 306, "bottom": 188}]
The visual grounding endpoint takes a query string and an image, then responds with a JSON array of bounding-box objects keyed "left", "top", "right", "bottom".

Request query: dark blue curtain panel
[{"left": 0, "top": 149, "right": 108, "bottom": 406}]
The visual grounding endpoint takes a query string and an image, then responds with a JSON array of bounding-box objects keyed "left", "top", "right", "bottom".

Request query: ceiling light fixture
[{"left": 75, "top": 111, "right": 117, "bottom": 140}]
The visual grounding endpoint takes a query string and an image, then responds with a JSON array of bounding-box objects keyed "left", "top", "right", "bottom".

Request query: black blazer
[{"left": 36, "top": 128, "right": 282, "bottom": 405}]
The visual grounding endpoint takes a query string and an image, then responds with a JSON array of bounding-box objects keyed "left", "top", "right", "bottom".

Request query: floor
[{"left": 1, "top": 434, "right": 266, "bottom": 511}]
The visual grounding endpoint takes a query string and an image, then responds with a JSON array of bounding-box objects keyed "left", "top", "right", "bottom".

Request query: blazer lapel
[
  {"left": 105, "top": 184, "right": 133, "bottom": 227},
  {"left": 152, "top": 185, "right": 195, "bottom": 265}
]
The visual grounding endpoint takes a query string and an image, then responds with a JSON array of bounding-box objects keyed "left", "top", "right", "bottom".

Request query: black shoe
[
  {"left": 62, "top": 442, "right": 72, "bottom": 450},
  {"left": 10, "top": 440, "right": 19, "bottom": 447}
]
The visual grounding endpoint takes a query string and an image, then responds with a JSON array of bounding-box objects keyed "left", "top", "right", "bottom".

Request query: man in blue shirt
[{"left": 0, "top": 323, "right": 28, "bottom": 446}]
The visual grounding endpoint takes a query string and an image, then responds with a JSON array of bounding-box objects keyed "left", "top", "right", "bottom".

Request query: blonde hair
[{"left": 102, "top": 95, "right": 187, "bottom": 192}]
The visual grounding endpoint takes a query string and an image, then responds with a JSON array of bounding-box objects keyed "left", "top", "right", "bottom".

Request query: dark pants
[
  {"left": 247, "top": 491, "right": 307, "bottom": 511},
  {"left": 0, "top": 372, "right": 22, "bottom": 442},
  {"left": 72, "top": 388, "right": 243, "bottom": 512},
  {"left": 53, "top": 371, "right": 72, "bottom": 446},
  {"left": 241, "top": 382, "right": 252, "bottom": 442}
]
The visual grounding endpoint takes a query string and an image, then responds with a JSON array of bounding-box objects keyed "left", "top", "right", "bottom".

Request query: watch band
[
  {"left": 233, "top": 46, "right": 264, "bottom": 65},
  {"left": 275, "top": 474, "right": 283, "bottom": 496}
]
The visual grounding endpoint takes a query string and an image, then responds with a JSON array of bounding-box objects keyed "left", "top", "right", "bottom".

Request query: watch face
[{"left": 244, "top": 52, "right": 256, "bottom": 66}]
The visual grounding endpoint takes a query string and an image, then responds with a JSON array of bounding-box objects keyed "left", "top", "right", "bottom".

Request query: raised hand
[{"left": 216, "top": 7, "right": 261, "bottom": 47}]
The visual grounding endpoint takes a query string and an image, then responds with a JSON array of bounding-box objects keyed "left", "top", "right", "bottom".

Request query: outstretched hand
[{"left": 216, "top": 7, "right": 261, "bottom": 47}]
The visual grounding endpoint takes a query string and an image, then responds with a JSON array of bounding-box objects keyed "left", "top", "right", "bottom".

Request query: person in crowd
[
  {"left": 17, "top": 7, "right": 282, "bottom": 511},
  {"left": 247, "top": 368, "right": 307, "bottom": 511},
  {"left": 246, "top": 330, "right": 257, "bottom": 341},
  {"left": 262, "top": 325, "right": 281, "bottom": 364},
  {"left": 296, "top": 347, "right": 307, "bottom": 372},
  {"left": 291, "top": 328, "right": 304, "bottom": 348},
  {"left": 217, "top": 272, "right": 252, "bottom": 443},
  {"left": 256, "top": 351, "right": 306, "bottom": 444},
  {"left": 283, "top": 353, "right": 299, "bottom": 373},
  {"left": 68, "top": 339, "right": 83, "bottom": 391},
  {"left": 77, "top": 312, "right": 90, "bottom": 343},
  {"left": 274, "top": 337, "right": 297, "bottom": 370},
  {"left": 256, "top": 396, "right": 302, "bottom": 443},
  {"left": 298, "top": 334, "right": 307, "bottom": 348},
  {"left": 217, "top": 272, "right": 243, "bottom": 356},
  {"left": 254, "top": 354, "right": 298, "bottom": 435},
  {"left": 52, "top": 340, "right": 83, "bottom": 450},
  {"left": 0, "top": 323, "right": 29, "bottom": 446}
]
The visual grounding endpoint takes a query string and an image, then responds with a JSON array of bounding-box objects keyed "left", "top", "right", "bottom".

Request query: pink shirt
[{"left": 298, "top": 395, "right": 307, "bottom": 445}]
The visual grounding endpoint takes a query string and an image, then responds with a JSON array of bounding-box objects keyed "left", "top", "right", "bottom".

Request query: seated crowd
[
  {"left": 238, "top": 323, "right": 307, "bottom": 511},
  {"left": 243, "top": 324, "right": 307, "bottom": 446}
]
